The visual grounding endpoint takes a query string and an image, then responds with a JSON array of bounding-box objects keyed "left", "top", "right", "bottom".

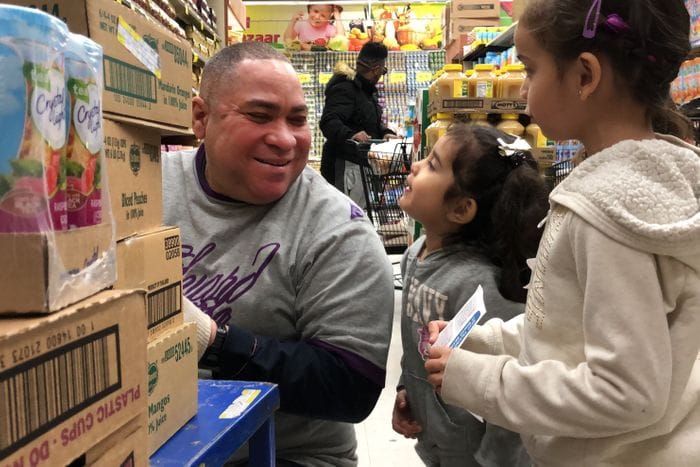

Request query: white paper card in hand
[{"left": 435, "top": 285, "right": 487, "bottom": 349}]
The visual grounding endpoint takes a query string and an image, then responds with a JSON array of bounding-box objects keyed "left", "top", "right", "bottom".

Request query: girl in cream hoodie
[{"left": 424, "top": 1, "right": 700, "bottom": 466}]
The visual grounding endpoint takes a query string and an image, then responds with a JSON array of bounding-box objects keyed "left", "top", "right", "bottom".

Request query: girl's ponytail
[
  {"left": 445, "top": 124, "right": 550, "bottom": 304},
  {"left": 489, "top": 155, "right": 549, "bottom": 302}
]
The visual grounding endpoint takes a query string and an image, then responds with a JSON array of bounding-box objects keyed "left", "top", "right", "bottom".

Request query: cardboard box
[
  {"left": 115, "top": 226, "right": 183, "bottom": 341},
  {"left": 443, "top": 34, "right": 470, "bottom": 61},
  {"left": 449, "top": 0, "right": 501, "bottom": 19},
  {"left": 7, "top": 0, "right": 192, "bottom": 129},
  {"left": 103, "top": 118, "right": 163, "bottom": 240},
  {"left": 450, "top": 17, "right": 501, "bottom": 38},
  {"left": 0, "top": 290, "right": 147, "bottom": 466},
  {"left": 0, "top": 223, "right": 115, "bottom": 313},
  {"left": 84, "top": 414, "right": 148, "bottom": 467},
  {"left": 146, "top": 322, "right": 198, "bottom": 455},
  {"left": 430, "top": 97, "right": 528, "bottom": 115}
]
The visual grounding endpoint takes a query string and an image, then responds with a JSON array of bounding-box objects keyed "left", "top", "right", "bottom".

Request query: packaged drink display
[
  {"left": 469, "top": 112, "right": 491, "bottom": 127},
  {"left": 498, "top": 63, "right": 526, "bottom": 99},
  {"left": 0, "top": 5, "right": 69, "bottom": 232},
  {"left": 428, "top": 68, "right": 445, "bottom": 107},
  {"left": 435, "top": 64, "right": 467, "bottom": 104},
  {"left": 496, "top": 113, "right": 524, "bottom": 137},
  {"left": 525, "top": 122, "right": 549, "bottom": 149},
  {"left": 468, "top": 63, "right": 496, "bottom": 98},
  {"left": 425, "top": 113, "right": 453, "bottom": 155},
  {"left": 66, "top": 34, "right": 104, "bottom": 228}
]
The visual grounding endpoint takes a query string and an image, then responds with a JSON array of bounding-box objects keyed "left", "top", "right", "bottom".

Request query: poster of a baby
[{"left": 283, "top": 4, "right": 345, "bottom": 45}]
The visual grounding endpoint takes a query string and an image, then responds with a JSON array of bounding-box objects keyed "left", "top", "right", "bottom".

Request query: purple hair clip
[
  {"left": 603, "top": 14, "right": 631, "bottom": 33},
  {"left": 582, "top": 0, "right": 602, "bottom": 39}
]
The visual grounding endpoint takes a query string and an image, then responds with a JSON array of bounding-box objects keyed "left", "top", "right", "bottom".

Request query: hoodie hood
[
  {"left": 333, "top": 60, "right": 355, "bottom": 80},
  {"left": 549, "top": 134, "right": 700, "bottom": 257},
  {"left": 324, "top": 61, "right": 356, "bottom": 94}
]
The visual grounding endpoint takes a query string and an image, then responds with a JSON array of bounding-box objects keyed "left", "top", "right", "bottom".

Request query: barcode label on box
[
  {"left": 0, "top": 327, "right": 121, "bottom": 458},
  {"left": 104, "top": 56, "right": 157, "bottom": 103},
  {"left": 147, "top": 282, "right": 182, "bottom": 329}
]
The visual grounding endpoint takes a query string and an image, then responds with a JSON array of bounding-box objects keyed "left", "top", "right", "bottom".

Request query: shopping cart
[
  {"left": 544, "top": 158, "right": 575, "bottom": 191},
  {"left": 346, "top": 139, "right": 412, "bottom": 256}
]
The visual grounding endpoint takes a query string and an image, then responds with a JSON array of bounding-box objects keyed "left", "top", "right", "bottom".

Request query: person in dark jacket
[{"left": 319, "top": 42, "right": 397, "bottom": 206}]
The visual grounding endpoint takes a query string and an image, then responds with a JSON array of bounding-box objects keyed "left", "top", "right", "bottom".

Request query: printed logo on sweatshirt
[
  {"left": 181, "top": 242, "right": 279, "bottom": 325},
  {"left": 405, "top": 277, "right": 448, "bottom": 325}
]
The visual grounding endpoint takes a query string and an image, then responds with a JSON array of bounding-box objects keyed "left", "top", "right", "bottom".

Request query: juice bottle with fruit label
[
  {"left": 425, "top": 113, "right": 453, "bottom": 155},
  {"left": 468, "top": 64, "right": 496, "bottom": 99},
  {"left": 435, "top": 64, "right": 467, "bottom": 105},
  {"left": 0, "top": 5, "right": 69, "bottom": 232}
]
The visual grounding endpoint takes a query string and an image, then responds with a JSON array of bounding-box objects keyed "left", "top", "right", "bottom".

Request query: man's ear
[
  {"left": 192, "top": 96, "right": 208, "bottom": 139},
  {"left": 447, "top": 197, "right": 477, "bottom": 225},
  {"left": 577, "top": 52, "right": 602, "bottom": 101}
]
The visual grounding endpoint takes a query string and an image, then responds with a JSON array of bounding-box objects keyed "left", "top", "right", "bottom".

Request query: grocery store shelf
[
  {"left": 171, "top": 0, "right": 219, "bottom": 40},
  {"left": 462, "top": 22, "right": 517, "bottom": 63},
  {"left": 192, "top": 50, "right": 208, "bottom": 67}
]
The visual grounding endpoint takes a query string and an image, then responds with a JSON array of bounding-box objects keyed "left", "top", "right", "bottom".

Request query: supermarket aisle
[{"left": 354, "top": 257, "right": 424, "bottom": 467}]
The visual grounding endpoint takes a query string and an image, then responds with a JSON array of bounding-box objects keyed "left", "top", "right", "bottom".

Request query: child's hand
[
  {"left": 291, "top": 11, "right": 304, "bottom": 23},
  {"left": 424, "top": 346, "right": 453, "bottom": 394},
  {"left": 427, "top": 320, "right": 449, "bottom": 344},
  {"left": 333, "top": 5, "right": 342, "bottom": 18},
  {"left": 392, "top": 389, "right": 422, "bottom": 438}
]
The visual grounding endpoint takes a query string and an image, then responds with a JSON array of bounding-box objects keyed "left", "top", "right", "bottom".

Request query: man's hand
[
  {"left": 392, "top": 389, "right": 422, "bottom": 438},
  {"left": 183, "top": 296, "right": 217, "bottom": 360},
  {"left": 424, "top": 345, "right": 453, "bottom": 395},
  {"left": 352, "top": 131, "right": 370, "bottom": 142}
]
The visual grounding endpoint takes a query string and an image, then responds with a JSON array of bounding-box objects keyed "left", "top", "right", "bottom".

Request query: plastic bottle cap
[
  {"left": 474, "top": 64, "right": 495, "bottom": 71},
  {"left": 505, "top": 63, "right": 525, "bottom": 71},
  {"left": 465, "top": 69, "right": 475, "bottom": 77},
  {"left": 471, "top": 113, "right": 487, "bottom": 119},
  {"left": 501, "top": 113, "right": 519, "bottom": 120},
  {"left": 444, "top": 64, "right": 463, "bottom": 72},
  {"left": 436, "top": 113, "right": 452, "bottom": 120}
]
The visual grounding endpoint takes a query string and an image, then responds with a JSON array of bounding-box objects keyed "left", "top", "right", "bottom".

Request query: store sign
[
  {"left": 297, "top": 73, "right": 312, "bottom": 84},
  {"left": 318, "top": 72, "right": 333, "bottom": 85},
  {"left": 388, "top": 72, "right": 407, "bottom": 84},
  {"left": 244, "top": 3, "right": 445, "bottom": 51}
]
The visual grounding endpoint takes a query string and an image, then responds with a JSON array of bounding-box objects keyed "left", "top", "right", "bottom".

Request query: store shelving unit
[
  {"left": 461, "top": 21, "right": 516, "bottom": 63},
  {"left": 171, "top": 0, "right": 219, "bottom": 41}
]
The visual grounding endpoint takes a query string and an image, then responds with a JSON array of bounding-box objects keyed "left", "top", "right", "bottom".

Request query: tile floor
[{"left": 353, "top": 257, "right": 425, "bottom": 467}]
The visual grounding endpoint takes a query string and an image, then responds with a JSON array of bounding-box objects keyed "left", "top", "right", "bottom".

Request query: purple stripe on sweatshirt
[
  {"left": 195, "top": 145, "right": 239, "bottom": 202},
  {"left": 309, "top": 339, "right": 385, "bottom": 387}
]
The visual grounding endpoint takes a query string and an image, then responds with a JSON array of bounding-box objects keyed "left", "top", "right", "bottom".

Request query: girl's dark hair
[
  {"left": 444, "top": 123, "right": 549, "bottom": 303},
  {"left": 520, "top": 0, "right": 692, "bottom": 139}
]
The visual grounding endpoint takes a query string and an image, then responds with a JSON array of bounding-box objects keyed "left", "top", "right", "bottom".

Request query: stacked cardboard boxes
[
  {"left": 1, "top": 0, "right": 198, "bottom": 463},
  {"left": 0, "top": 291, "right": 148, "bottom": 466},
  {"left": 442, "top": 0, "right": 501, "bottom": 61}
]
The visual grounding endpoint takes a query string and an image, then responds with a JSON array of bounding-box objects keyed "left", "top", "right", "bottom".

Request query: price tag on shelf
[
  {"left": 318, "top": 72, "right": 332, "bottom": 85},
  {"left": 416, "top": 71, "right": 433, "bottom": 83},
  {"left": 297, "top": 73, "right": 312, "bottom": 85},
  {"left": 388, "top": 72, "right": 407, "bottom": 85}
]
